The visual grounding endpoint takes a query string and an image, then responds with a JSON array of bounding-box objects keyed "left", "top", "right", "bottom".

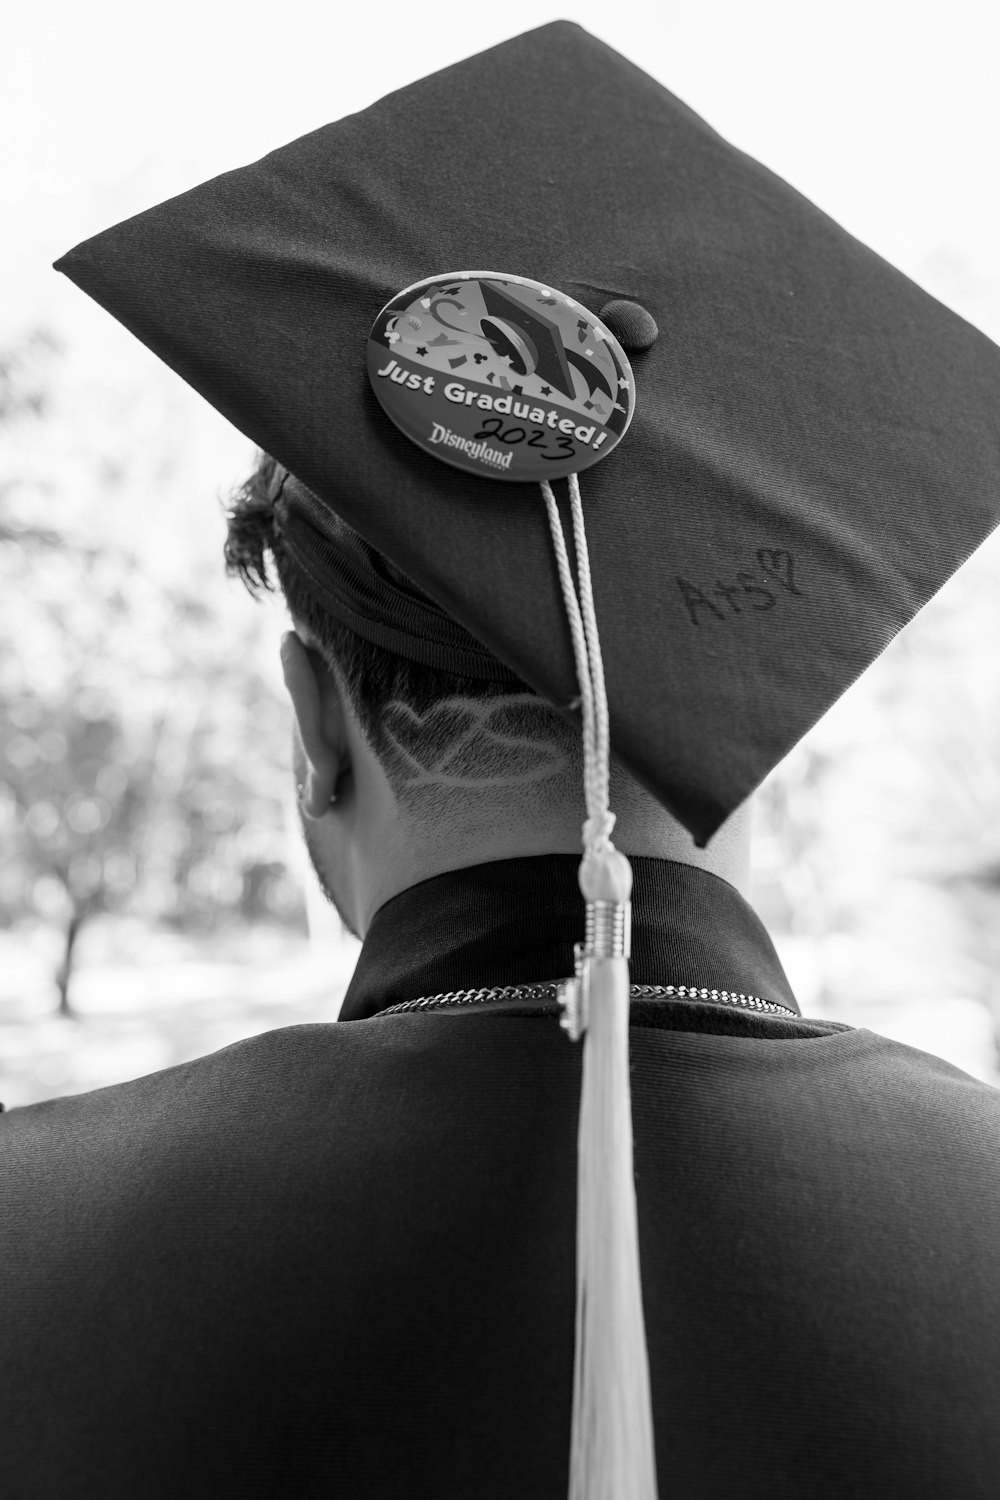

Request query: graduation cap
[{"left": 55, "top": 21, "right": 1000, "bottom": 1500}]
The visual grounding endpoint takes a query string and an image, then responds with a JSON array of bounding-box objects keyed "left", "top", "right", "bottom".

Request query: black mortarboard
[
  {"left": 54, "top": 20, "right": 1000, "bottom": 845},
  {"left": 54, "top": 22, "right": 1000, "bottom": 1497}
]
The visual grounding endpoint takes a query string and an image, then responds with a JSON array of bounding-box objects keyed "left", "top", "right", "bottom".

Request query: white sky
[
  {"left": 4, "top": 0, "right": 999, "bottom": 538},
  {"left": 6, "top": 0, "right": 999, "bottom": 319}
]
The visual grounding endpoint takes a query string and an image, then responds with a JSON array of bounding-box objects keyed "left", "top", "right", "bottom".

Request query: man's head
[{"left": 225, "top": 452, "right": 751, "bottom": 935}]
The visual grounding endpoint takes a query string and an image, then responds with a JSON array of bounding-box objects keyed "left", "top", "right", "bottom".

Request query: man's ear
[{"left": 280, "top": 631, "right": 349, "bottom": 818}]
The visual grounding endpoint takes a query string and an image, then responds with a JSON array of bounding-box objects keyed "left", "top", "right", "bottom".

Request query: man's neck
[{"left": 356, "top": 802, "right": 752, "bottom": 937}]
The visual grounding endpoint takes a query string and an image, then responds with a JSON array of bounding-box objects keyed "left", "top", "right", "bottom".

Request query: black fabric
[
  {"left": 277, "top": 473, "right": 523, "bottom": 681},
  {"left": 53, "top": 22, "right": 1000, "bottom": 842},
  {"left": 3, "top": 858, "right": 1000, "bottom": 1497},
  {"left": 341, "top": 853, "right": 802, "bottom": 1020}
]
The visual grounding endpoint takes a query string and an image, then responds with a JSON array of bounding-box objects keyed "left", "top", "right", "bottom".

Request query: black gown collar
[{"left": 340, "top": 855, "right": 800, "bottom": 1022}]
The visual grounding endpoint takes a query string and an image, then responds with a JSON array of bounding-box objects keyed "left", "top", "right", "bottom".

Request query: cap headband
[{"left": 276, "top": 472, "right": 522, "bottom": 683}]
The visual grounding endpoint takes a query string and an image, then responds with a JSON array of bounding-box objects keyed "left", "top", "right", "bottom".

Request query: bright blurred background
[{"left": 3, "top": 0, "right": 1000, "bottom": 1107}]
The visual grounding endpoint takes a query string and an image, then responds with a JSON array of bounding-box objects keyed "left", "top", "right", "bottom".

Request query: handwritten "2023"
[{"left": 676, "top": 549, "right": 803, "bottom": 627}]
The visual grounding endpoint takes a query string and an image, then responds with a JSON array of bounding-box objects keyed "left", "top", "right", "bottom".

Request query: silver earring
[{"left": 296, "top": 780, "right": 337, "bottom": 808}]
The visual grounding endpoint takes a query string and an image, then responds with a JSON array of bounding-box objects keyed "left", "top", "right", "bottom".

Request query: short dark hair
[{"left": 224, "top": 454, "right": 580, "bottom": 803}]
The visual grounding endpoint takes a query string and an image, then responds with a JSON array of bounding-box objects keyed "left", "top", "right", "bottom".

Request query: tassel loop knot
[
  {"left": 583, "top": 810, "right": 617, "bottom": 853},
  {"left": 579, "top": 844, "right": 633, "bottom": 906}
]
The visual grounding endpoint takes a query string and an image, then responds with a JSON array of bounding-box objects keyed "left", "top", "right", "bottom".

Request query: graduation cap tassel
[{"left": 540, "top": 475, "right": 659, "bottom": 1500}]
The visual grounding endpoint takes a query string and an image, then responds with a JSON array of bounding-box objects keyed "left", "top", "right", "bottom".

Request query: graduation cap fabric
[{"left": 54, "top": 20, "right": 1000, "bottom": 846}]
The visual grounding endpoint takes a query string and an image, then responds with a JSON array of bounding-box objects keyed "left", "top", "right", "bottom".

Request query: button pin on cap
[
  {"left": 598, "top": 299, "right": 658, "bottom": 353},
  {"left": 368, "top": 272, "right": 636, "bottom": 482}
]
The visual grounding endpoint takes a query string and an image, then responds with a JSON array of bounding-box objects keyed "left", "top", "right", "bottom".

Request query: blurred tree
[
  {"left": 0, "top": 689, "right": 147, "bottom": 1014},
  {"left": 0, "top": 331, "right": 303, "bottom": 1013},
  {"left": 0, "top": 329, "right": 63, "bottom": 549}
]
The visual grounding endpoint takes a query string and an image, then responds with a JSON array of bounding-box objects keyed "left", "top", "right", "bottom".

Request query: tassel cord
[
  {"left": 539, "top": 476, "right": 614, "bottom": 854},
  {"left": 567, "top": 472, "right": 612, "bottom": 842}
]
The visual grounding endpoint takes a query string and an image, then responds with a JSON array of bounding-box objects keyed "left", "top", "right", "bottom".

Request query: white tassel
[
  {"left": 539, "top": 475, "right": 659, "bottom": 1500},
  {"left": 568, "top": 849, "right": 658, "bottom": 1500}
]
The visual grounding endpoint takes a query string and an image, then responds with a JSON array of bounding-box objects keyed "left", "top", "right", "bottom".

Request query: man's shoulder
[
  {"left": 0, "top": 1022, "right": 370, "bottom": 1180},
  {"left": 0, "top": 1011, "right": 550, "bottom": 1183},
  {"left": 640, "top": 1013, "right": 1000, "bottom": 1129},
  {"left": 3, "top": 1019, "right": 369, "bottom": 1128}
]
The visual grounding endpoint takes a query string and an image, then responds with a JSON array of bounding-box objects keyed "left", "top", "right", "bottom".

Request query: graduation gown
[{"left": 2, "top": 855, "right": 999, "bottom": 1498}]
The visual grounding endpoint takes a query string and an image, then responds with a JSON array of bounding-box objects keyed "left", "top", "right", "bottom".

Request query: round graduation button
[{"left": 367, "top": 271, "right": 635, "bottom": 482}]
